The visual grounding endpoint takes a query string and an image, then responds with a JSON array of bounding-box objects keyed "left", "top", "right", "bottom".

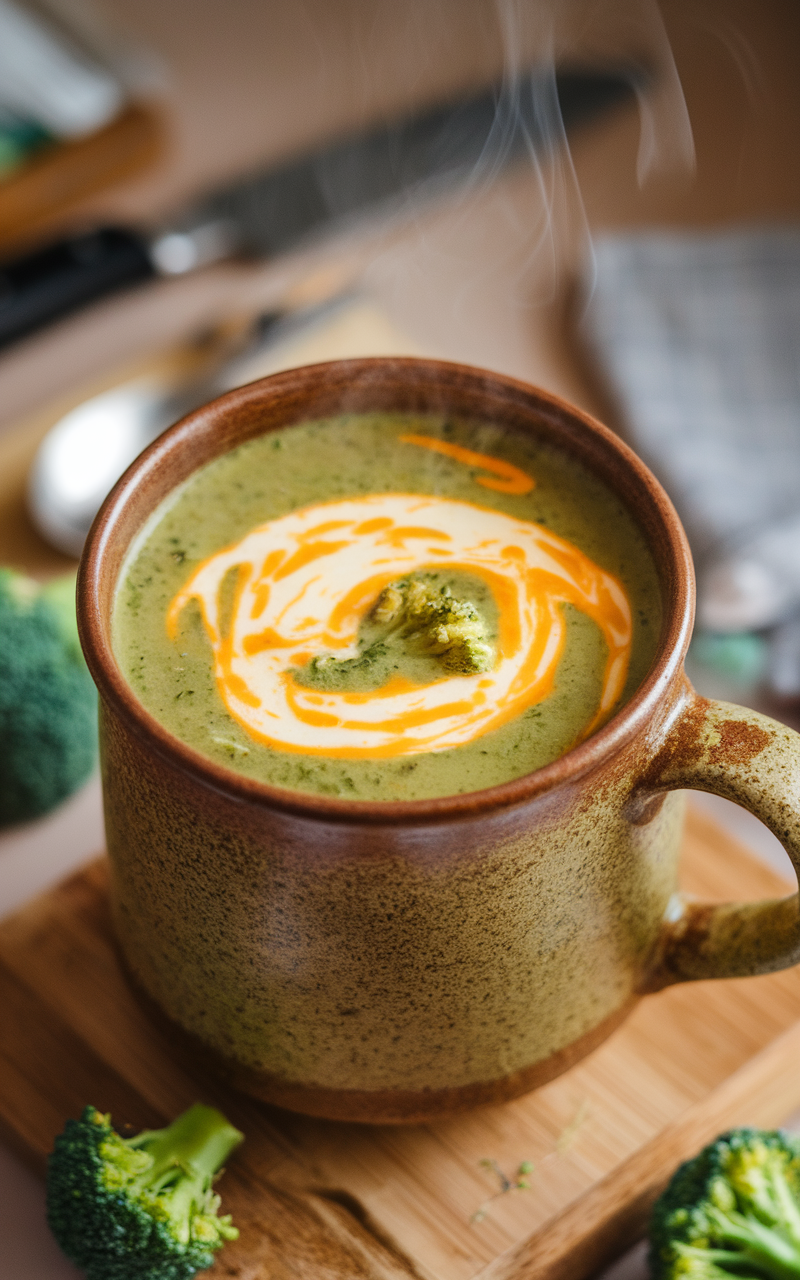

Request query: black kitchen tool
[{"left": 0, "top": 68, "right": 639, "bottom": 350}]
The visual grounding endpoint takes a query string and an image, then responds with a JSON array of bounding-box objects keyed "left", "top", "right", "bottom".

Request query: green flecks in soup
[{"left": 113, "top": 413, "right": 661, "bottom": 800}]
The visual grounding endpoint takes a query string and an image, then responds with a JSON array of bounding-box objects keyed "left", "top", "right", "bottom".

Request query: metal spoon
[
  {"left": 27, "top": 295, "right": 353, "bottom": 557},
  {"left": 28, "top": 377, "right": 200, "bottom": 557}
]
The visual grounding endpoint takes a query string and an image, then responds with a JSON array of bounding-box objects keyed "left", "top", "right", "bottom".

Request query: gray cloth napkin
[{"left": 582, "top": 226, "right": 800, "bottom": 690}]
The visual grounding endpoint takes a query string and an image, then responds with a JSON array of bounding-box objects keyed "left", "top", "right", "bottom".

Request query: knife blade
[{"left": 0, "top": 67, "right": 639, "bottom": 351}]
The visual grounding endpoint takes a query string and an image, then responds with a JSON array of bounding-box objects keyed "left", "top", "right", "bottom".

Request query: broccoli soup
[{"left": 113, "top": 414, "right": 661, "bottom": 800}]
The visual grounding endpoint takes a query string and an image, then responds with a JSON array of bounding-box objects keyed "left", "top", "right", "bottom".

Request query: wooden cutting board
[{"left": 1, "top": 807, "right": 799, "bottom": 1280}]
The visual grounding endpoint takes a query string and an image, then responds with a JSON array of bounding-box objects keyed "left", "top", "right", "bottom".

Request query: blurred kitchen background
[{"left": 1, "top": 2, "right": 799, "bottom": 1276}]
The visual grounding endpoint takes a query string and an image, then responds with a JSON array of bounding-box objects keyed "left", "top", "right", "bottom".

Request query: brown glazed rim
[{"left": 78, "top": 356, "right": 694, "bottom": 827}]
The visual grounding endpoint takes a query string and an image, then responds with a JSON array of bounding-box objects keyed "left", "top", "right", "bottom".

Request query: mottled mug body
[
  {"left": 81, "top": 358, "right": 800, "bottom": 1124},
  {"left": 100, "top": 692, "right": 684, "bottom": 1118}
]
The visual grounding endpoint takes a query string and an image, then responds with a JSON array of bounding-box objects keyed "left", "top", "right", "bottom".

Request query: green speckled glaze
[
  {"left": 79, "top": 360, "right": 800, "bottom": 1123},
  {"left": 101, "top": 699, "right": 684, "bottom": 1096}
]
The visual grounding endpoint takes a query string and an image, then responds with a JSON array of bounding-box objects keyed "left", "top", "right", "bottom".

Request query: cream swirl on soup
[{"left": 167, "top": 492, "right": 631, "bottom": 757}]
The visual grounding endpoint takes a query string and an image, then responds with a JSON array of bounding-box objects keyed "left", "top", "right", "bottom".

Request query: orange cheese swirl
[{"left": 167, "top": 494, "right": 632, "bottom": 757}]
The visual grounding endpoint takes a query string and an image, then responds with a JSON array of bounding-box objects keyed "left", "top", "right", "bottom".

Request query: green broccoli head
[
  {"left": 0, "top": 568, "right": 97, "bottom": 825},
  {"left": 650, "top": 1128, "right": 800, "bottom": 1279},
  {"left": 372, "top": 575, "right": 495, "bottom": 674},
  {"left": 46, "top": 1103, "right": 243, "bottom": 1280}
]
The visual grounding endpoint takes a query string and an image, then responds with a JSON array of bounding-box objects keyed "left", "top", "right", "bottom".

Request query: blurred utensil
[
  {"left": 27, "top": 293, "right": 357, "bottom": 556},
  {"left": 29, "top": 376, "right": 199, "bottom": 557},
  {"left": 0, "top": 68, "right": 639, "bottom": 349}
]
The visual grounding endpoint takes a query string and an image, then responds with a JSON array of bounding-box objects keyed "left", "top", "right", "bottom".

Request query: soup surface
[{"left": 113, "top": 413, "right": 662, "bottom": 800}]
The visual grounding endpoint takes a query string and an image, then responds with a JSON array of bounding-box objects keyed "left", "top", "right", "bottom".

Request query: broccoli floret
[
  {"left": 46, "top": 1103, "right": 243, "bottom": 1280},
  {"left": 0, "top": 568, "right": 97, "bottom": 825},
  {"left": 372, "top": 575, "right": 495, "bottom": 674},
  {"left": 650, "top": 1128, "right": 800, "bottom": 1279},
  {"left": 295, "top": 572, "right": 496, "bottom": 692}
]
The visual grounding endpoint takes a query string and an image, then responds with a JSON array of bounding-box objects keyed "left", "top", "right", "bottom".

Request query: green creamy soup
[{"left": 113, "top": 413, "right": 662, "bottom": 800}]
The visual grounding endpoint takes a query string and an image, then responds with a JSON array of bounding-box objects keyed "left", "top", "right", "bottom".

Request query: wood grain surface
[{"left": 0, "top": 807, "right": 798, "bottom": 1279}]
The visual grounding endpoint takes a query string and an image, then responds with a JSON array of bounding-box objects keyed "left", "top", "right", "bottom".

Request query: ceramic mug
[{"left": 78, "top": 357, "right": 800, "bottom": 1124}]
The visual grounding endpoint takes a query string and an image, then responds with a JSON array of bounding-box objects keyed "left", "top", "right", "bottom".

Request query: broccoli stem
[
  {"left": 677, "top": 1246, "right": 753, "bottom": 1279},
  {"left": 128, "top": 1104, "right": 242, "bottom": 1244},
  {"left": 767, "top": 1169, "right": 800, "bottom": 1249},
  {"left": 707, "top": 1207, "right": 800, "bottom": 1279},
  {"left": 130, "top": 1103, "right": 241, "bottom": 1181}
]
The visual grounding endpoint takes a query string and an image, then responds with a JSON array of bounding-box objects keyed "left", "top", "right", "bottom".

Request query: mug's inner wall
[{"left": 80, "top": 359, "right": 692, "bottom": 817}]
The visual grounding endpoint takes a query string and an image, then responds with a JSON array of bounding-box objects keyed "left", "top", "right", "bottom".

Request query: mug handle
[{"left": 636, "top": 683, "right": 800, "bottom": 991}]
